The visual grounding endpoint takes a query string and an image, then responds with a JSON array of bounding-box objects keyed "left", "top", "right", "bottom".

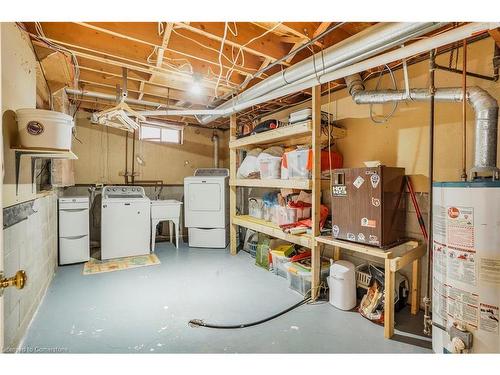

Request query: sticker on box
[
  {"left": 353, "top": 176, "right": 364, "bottom": 189},
  {"left": 347, "top": 232, "right": 356, "bottom": 241},
  {"left": 370, "top": 174, "right": 380, "bottom": 188},
  {"left": 371, "top": 197, "right": 380, "bottom": 207},
  {"left": 332, "top": 225, "right": 340, "bottom": 237},
  {"left": 361, "top": 217, "right": 376, "bottom": 228},
  {"left": 369, "top": 235, "right": 379, "bottom": 245},
  {"left": 332, "top": 185, "right": 347, "bottom": 197},
  {"left": 357, "top": 233, "right": 366, "bottom": 242}
]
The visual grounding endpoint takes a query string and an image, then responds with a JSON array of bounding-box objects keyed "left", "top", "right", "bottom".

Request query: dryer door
[{"left": 184, "top": 179, "right": 224, "bottom": 228}]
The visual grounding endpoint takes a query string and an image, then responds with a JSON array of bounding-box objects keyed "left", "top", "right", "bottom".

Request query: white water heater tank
[{"left": 432, "top": 181, "right": 500, "bottom": 353}]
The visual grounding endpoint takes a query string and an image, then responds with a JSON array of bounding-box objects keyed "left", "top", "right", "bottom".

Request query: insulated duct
[
  {"left": 345, "top": 73, "right": 499, "bottom": 178},
  {"left": 198, "top": 22, "right": 446, "bottom": 124}
]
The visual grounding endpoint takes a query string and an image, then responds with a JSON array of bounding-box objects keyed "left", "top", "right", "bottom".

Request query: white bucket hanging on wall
[{"left": 16, "top": 108, "right": 74, "bottom": 150}]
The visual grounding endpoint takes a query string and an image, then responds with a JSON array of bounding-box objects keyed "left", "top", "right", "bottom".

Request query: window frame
[{"left": 139, "top": 122, "right": 184, "bottom": 145}]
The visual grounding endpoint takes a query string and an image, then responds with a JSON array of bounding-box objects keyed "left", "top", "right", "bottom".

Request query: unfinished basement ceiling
[{"left": 19, "top": 22, "right": 487, "bottom": 129}]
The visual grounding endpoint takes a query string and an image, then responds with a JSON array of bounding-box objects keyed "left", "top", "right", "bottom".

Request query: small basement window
[{"left": 139, "top": 124, "right": 183, "bottom": 144}]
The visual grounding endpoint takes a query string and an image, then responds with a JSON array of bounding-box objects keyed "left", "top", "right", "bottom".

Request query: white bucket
[{"left": 16, "top": 108, "right": 74, "bottom": 150}]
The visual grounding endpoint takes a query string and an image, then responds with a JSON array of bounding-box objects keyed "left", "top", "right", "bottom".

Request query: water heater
[{"left": 432, "top": 181, "right": 500, "bottom": 353}]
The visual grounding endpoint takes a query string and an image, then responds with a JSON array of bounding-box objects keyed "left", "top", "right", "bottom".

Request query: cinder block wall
[{"left": 3, "top": 194, "right": 58, "bottom": 351}]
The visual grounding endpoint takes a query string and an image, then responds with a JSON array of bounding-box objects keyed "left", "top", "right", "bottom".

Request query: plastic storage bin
[
  {"left": 328, "top": 260, "right": 356, "bottom": 310},
  {"left": 286, "top": 266, "right": 329, "bottom": 296},
  {"left": 271, "top": 254, "right": 291, "bottom": 278},
  {"left": 274, "top": 206, "right": 298, "bottom": 226},
  {"left": 16, "top": 108, "right": 75, "bottom": 150},
  {"left": 285, "top": 149, "right": 311, "bottom": 179},
  {"left": 259, "top": 156, "right": 282, "bottom": 179},
  {"left": 248, "top": 198, "right": 264, "bottom": 219}
]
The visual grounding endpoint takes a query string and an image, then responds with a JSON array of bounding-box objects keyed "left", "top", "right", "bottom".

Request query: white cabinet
[{"left": 58, "top": 197, "right": 90, "bottom": 265}]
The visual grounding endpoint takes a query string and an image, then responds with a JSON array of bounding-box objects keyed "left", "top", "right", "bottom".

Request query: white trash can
[
  {"left": 16, "top": 108, "right": 74, "bottom": 150},
  {"left": 328, "top": 260, "right": 356, "bottom": 310}
]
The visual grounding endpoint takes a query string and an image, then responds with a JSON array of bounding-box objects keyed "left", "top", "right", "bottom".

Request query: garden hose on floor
[{"left": 188, "top": 297, "right": 312, "bottom": 329}]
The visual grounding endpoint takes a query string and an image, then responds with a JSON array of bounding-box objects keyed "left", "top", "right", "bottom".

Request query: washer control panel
[{"left": 103, "top": 186, "right": 146, "bottom": 199}]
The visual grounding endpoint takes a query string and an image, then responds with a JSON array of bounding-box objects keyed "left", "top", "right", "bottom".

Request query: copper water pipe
[{"left": 461, "top": 39, "right": 467, "bottom": 180}]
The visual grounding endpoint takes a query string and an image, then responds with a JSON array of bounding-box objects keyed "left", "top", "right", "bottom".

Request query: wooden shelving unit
[
  {"left": 233, "top": 215, "right": 313, "bottom": 248},
  {"left": 316, "top": 236, "right": 426, "bottom": 339},
  {"left": 230, "top": 178, "right": 313, "bottom": 190},
  {"left": 228, "top": 86, "right": 345, "bottom": 300}
]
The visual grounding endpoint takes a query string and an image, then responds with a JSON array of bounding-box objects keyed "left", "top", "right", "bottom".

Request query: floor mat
[{"left": 83, "top": 253, "right": 160, "bottom": 275}]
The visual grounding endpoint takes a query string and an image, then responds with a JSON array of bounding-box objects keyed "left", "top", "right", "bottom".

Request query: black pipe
[
  {"left": 188, "top": 298, "right": 311, "bottom": 329},
  {"left": 434, "top": 64, "right": 497, "bottom": 82}
]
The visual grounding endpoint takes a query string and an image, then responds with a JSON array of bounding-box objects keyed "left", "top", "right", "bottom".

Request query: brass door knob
[{"left": 0, "top": 270, "right": 27, "bottom": 291}]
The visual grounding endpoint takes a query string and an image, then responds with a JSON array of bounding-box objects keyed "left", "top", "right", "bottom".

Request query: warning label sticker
[
  {"left": 433, "top": 242, "right": 447, "bottom": 277},
  {"left": 446, "top": 248, "right": 476, "bottom": 285},
  {"left": 446, "top": 206, "right": 474, "bottom": 250},
  {"left": 433, "top": 205, "right": 447, "bottom": 242},
  {"left": 480, "top": 303, "right": 499, "bottom": 334},
  {"left": 432, "top": 278, "right": 448, "bottom": 322},
  {"left": 480, "top": 258, "right": 500, "bottom": 284},
  {"left": 445, "top": 284, "right": 479, "bottom": 329}
]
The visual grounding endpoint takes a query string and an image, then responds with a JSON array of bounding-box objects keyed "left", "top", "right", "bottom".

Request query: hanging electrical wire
[
  {"left": 214, "top": 22, "right": 230, "bottom": 98},
  {"left": 369, "top": 64, "right": 399, "bottom": 124}
]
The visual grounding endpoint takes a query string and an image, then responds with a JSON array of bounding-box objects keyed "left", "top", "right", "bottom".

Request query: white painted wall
[{"left": 1, "top": 22, "right": 58, "bottom": 351}]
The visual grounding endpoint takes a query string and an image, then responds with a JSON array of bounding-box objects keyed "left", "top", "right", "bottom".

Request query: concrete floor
[{"left": 20, "top": 242, "right": 432, "bottom": 353}]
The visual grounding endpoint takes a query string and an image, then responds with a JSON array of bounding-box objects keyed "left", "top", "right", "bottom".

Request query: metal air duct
[
  {"left": 198, "top": 22, "right": 446, "bottom": 124},
  {"left": 345, "top": 73, "right": 499, "bottom": 178}
]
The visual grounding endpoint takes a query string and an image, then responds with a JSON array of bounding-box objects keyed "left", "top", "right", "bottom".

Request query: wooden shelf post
[
  {"left": 311, "top": 85, "right": 322, "bottom": 300},
  {"left": 229, "top": 114, "right": 238, "bottom": 255}
]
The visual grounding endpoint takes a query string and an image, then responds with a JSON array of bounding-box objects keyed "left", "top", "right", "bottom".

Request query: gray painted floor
[{"left": 21, "top": 242, "right": 432, "bottom": 353}]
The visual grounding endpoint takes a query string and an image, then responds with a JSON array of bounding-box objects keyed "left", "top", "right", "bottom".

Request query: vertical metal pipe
[
  {"left": 461, "top": 39, "right": 468, "bottom": 180},
  {"left": 124, "top": 131, "right": 129, "bottom": 184},
  {"left": 424, "top": 50, "right": 436, "bottom": 336},
  {"left": 131, "top": 130, "right": 136, "bottom": 184}
]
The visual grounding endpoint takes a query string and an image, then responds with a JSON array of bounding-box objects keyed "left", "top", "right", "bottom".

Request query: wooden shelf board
[
  {"left": 233, "top": 215, "right": 312, "bottom": 248},
  {"left": 230, "top": 178, "right": 312, "bottom": 190},
  {"left": 230, "top": 122, "right": 312, "bottom": 149},
  {"left": 315, "top": 236, "right": 420, "bottom": 259},
  {"left": 12, "top": 147, "right": 78, "bottom": 160},
  {"left": 229, "top": 121, "right": 345, "bottom": 150}
]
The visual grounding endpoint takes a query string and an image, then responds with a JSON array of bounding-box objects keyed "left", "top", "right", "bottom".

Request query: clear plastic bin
[
  {"left": 286, "top": 149, "right": 311, "bottom": 179},
  {"left": 271, "top": 255, "right": 291, "bottom": 278},
  {"left": 259, "top": 156, "right": 282, "bottom": 179},
  {"left": 263, "top": 205, "right": 274, "bottom": 222},
  {"left": 274, "top": 206, "right": 298, "bottom": 226},
  {"left": 286, "top": 266, "right": 329, "bottom": 296},
  {"left": 248, "top": 198, "right": 264, "bottom": 219}
]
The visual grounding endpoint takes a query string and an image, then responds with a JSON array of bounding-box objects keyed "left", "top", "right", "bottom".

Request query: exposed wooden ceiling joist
[{"left": 173, "top": 22, "right": 291, "bottom": 64}]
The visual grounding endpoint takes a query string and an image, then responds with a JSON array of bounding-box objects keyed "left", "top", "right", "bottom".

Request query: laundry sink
[{"left": 151, "top": 200, "right": 182, "bottom": 220}]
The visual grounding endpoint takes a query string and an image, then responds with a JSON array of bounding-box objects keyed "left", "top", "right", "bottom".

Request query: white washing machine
[
  {"left": 101, "top": 186, "right": 151, "bottom": 260},
  {"left": 184, "top": 168, "right": 229, "bottom": 248}
]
